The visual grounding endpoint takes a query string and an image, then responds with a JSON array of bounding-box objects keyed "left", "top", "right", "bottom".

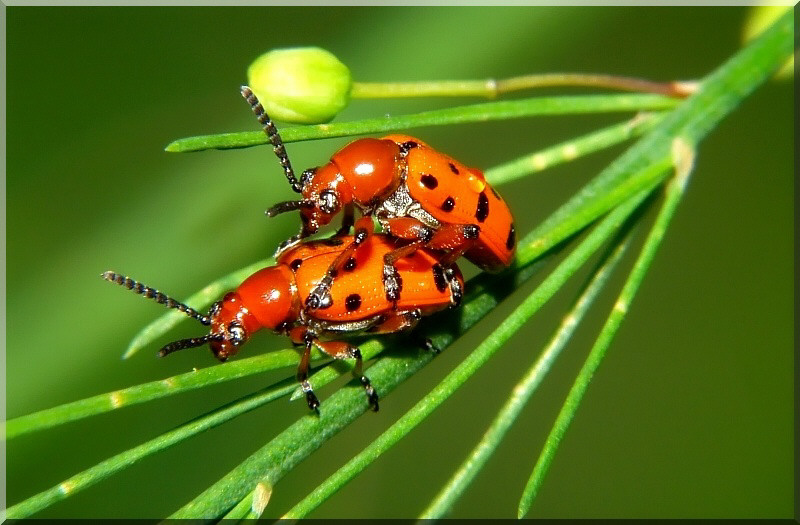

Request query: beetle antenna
[
  {"left": 266, "top": 199, "right": 315, "bottom": 217},
  {"left": 101, "top": 271, "right": 211, "bottom": 326},
  {"left": 241, "top": 85, "right": 303, "bottom": 194},
  {"left": 158, "top": 334, "right": 224, "bottom": 357}
]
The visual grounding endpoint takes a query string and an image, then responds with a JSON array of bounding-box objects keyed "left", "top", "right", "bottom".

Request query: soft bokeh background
[{"left": 5, "top": 6, "right": 793, "bottom": 519}]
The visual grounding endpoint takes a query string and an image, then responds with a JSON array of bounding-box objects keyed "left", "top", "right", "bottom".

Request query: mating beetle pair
[{"left": 104, "top": 87, "right": 516, "bottom": 411}]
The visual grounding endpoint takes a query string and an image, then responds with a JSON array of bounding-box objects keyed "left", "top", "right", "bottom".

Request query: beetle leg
[
  {"left": 368, "top": 309, "right": 423, "bottom": 334},
  {"left": 295, "top": 332, "right": 320, "bottom": 411},
  {"left": 379, "top": 240, "right": 423, "bottom": 303},
  {"left": 381, "top": 218, "right": 477, "bottom": 304},
  {"left": 377, "top": 218, "right": 434, "bottom": 303},
  {"left": 305, "top": 217, "right": 374, "bottom": 311},
  {"left": 428, "top": 223, "right": 481, "bottom": 264},
  {"left": 274, "top": 219, "right": 318, "bottom": 258},
  {"left": 367, "top": 311, "right": 440, "bottom": 354},
  {"left": 420, "top": 337, "right": 441, "bottom": 354},
  {"left": 334, "top": 203, "right": 355, "bottom": 237},
  {"left": 443, "top": 265, "right": 464, "bottom": 307},
  {"left": 313, "top": 339, "right": 379, "bottom": 411}
]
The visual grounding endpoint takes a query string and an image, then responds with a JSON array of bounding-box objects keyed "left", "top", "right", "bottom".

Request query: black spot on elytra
[
  {"left": 476, "top": 192, "right": 489, "bottom": 222},
  {"left": 421, "top": 173, "right": 438, "bottom": 189},
  {"left": 448, "top": 162, "right": 460, "bottom": 174},
  {"left": 344, "top": 257, "right": 357, "bottom": 271},
  {"left": 441, "top": 196, "right": 455, "bottom": 212},
  {"left": 432, "top": 263, "right": 447, "bottom": 292},
  {"left": 345, "top": 293, "right": 362, "bottom": 311},
  {"left": 290, "top": 258, "right": 303, "bottom": 271},
  {"left": 506, "top": 224, "right": 516, "bottom": 250}
]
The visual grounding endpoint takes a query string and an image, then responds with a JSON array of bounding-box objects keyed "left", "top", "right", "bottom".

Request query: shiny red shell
[
  {"left": 385, "top": 134, "right": 515, "bottom": 272},
  {"left": 279, "top": 235, "right": 463, "bottom": 322},
  {"left": 296, "top": 135, "right": 515, "bottom": 273}
]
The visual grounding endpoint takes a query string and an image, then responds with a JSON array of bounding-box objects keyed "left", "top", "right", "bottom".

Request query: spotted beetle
[
  {"left": 103, "top": 234, "right": 463, "bottom": 411},
  {"left": 241, "top": 86, "right": 514, "bottom": 308}
]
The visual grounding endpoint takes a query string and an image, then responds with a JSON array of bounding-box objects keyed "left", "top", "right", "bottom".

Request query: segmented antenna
[
  {"left": 101, "top": 271, "right": 211, "bottom": 326},
  {"left": 158, "top": 334, "right": 223, "bottom": 357},
  {"left": 240, "top": 85, "right": 302, "bottom": 194}
]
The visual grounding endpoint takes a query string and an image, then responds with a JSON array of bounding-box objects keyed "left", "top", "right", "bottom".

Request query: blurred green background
[{"left": 5, "top": 6, "right": 793, "bottom": 519}]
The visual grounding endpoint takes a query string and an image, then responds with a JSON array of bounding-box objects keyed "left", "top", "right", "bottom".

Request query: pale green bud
[{"left": 247, "top": 47, "right": 352, "bottom": 124}]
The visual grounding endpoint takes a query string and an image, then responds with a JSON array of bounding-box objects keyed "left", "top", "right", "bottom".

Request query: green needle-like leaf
[
  {"left": 519, "top": 7, "right": 792, "bottom": 265},
  {"left": 3, "top": 347, "right": 315, "bottom": 440},
  {"left": 5, "top": 377, "right": 299, "bottom": 520},
  {"left": 517, "top": 137, "right": 696, "bottom": 517},
  {"left": 484, "top": 112, "right": 663, "bottom": 186},
  {"left": 420, "top": 225, "right": 635, "bottom": 519},
  {"left": 165, "top": 94, "right": 679, "bottom": 152}
]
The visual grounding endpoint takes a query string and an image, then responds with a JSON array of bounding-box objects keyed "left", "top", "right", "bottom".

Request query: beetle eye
[
  {"left": 318, "top": 189, "right": 338, "bottom": 214},
  {"left": 228, "top": 323, "right": 246, "bottom": 346}
]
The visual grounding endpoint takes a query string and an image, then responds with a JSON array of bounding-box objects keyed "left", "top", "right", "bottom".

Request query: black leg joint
[
  {"left": 464, "top": 224, "right": 480, "bottom": 239},
  {"left": 420, "top": 227, "right": 434, "bottom": 243},
  {"left": 306, "top": 390, "right": 320, "bottom": 411},
  {"left": 354, "top": 227, "right": 369, "bottom": 244},
  {"left": 305, "top": 294, "right": 320, "bottom": 310},
  {"left": 422, "top": 337, "right": 441, "bottom": 354},
  {"left": 362, "top": 379, "right": 379, "bottom": 412}
]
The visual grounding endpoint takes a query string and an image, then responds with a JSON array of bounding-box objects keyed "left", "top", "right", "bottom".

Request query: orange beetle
[
  {"left": 103, "top": 234, "right": 463, "bottom": 411},
  {"left": 241, "top": 86, "right": 514, "bottom": 307}
]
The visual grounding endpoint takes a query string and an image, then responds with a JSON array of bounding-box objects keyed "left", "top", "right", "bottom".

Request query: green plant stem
[
  {"left": 519, "top": 7, "right": 792, "bottom": 265},
  {"left": 351, "top": 74, "right": 697, "bottom": 98},
  {"left": 517, "top": 138, "right": 695, "bottom": 518},
  {"left": 165, "top": 94, "right": 679, "bottom": 152},
  {"left": 419, "top": 228, "right": 634, "bottom": 520},
  {"left": 3, "top": 347, "right": 309, "bottom": 440},
  {"left": 4, "top": 378, "right": 298, "bottom": 520},
  {"left": 484, "top": 112, "right": 663, "bottom": 187},
  {"left": 204, "top": 188, "right": 657, "bottom": 521}
]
